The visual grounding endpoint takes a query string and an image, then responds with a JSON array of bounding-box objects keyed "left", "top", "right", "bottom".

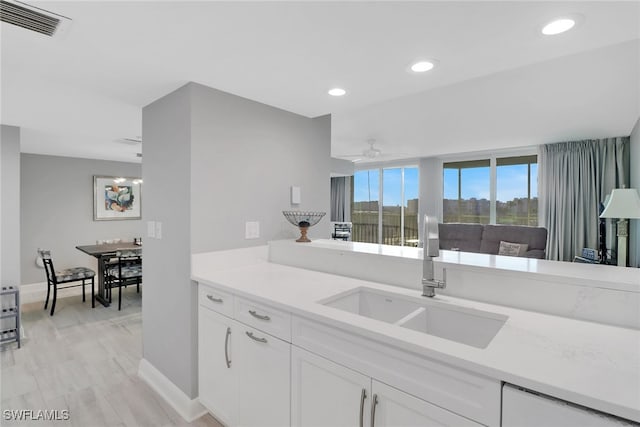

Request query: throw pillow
[{"left": 498, "top": 241, "right": 529, "bottom": 257}]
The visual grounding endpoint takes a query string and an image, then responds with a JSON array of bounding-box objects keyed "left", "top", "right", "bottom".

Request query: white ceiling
[{"left": 1, "top": 1, "right": 639, "bottom": 163}]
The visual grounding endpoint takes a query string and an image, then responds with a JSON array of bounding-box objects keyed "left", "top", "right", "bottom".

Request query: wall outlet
[
  {"left": 155, "top": 221, "right": 163, "bottom": 239},
  {"left": 245, "top": 221, "right": 260, "bottom": 239},
  {"left": 147, "top": 221, "right": 156, "bottom": 238}
]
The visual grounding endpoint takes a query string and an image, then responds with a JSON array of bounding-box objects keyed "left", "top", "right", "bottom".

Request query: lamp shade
[{"left": 600, "top": 188, "right": 640, "bottom": 219}]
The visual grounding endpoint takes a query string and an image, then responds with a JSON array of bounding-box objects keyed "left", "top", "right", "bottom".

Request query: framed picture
[{"left": 93, "top": 176, "right": 142, "bottom": 221}]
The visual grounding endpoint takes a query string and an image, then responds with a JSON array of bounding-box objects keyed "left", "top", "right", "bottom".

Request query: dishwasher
[{"left": 502, "top": 384, "right": 637, "bottom": 427}]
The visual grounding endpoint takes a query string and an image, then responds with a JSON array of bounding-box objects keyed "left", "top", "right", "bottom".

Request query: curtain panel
[
  {"left": 330, "top": 177, "right": 347, "bottom": 222},
  {"left": 539, "top": 137, "right": 630, "bottom": 261}
]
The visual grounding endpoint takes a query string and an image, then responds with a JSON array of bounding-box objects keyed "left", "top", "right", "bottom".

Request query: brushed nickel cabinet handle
[
  {"left": 245, "top": 331, "right": 268, "bottom": 343},
  {"left": 224, "top": 327, "right": 231, "bottom": 368},
  {"left": 207, "top": 295, "right": 223, "bottom": 303},
  {"left": 359, "top": 388, "right": 367, "bottom": 427},
  {"left": 370, "top": 394, "right": 378, "bottom": 427},
  {"left": 248, "top": 310, "right": 271, "bottom": 321}
]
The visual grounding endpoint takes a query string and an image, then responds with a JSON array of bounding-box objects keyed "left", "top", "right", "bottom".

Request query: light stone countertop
[
  {"left": 297, "top": 239, "right": 640, "bottom": 292},
  {"left": 192, "top": 246, "right": 640, "bottom": 423}
]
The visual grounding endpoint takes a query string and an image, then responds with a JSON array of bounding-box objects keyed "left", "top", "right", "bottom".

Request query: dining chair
[
  {"left": 38, "top": 250, "right": 95, "bottom": 316},
  {"left": 106, "top": 248, "right": 142, "bottom": 311}
]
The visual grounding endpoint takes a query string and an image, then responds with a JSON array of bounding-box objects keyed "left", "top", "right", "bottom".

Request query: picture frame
[{"left": 93, "top": 175, "right": 142, "bottom": 221}]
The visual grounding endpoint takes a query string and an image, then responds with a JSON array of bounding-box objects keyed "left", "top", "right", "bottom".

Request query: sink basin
[
  {"left": 399, "top": 305, "right": 506, "bottom": 349},
  {"left": 321, "top": 288, "right": 422, "bottom": 324},
  {"left": 321, "top": 287, "right": 507, "bottom": 349}
]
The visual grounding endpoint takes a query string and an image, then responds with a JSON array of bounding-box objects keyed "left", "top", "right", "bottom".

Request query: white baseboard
[
  {"left": 138, "top": 358, "right": 207, "bottom": 422},
  {"left": 19, "top": 281, "right": 84, "bottom": 305}
]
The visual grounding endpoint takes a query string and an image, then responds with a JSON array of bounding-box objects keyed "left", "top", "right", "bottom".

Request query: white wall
[
  {"left": 1, "top": 125, "right": 21, "bottom": 287},
  {"left": 190, "top": 83, "right": 331, "bottom": 253},
  {"left": 142, "top": 84, "right": 196, "bottom": 398},
  {"left": 630, "top": 117, "right": 640, "bottom": 268},
  {"left": 142, "top": 82, "right": 332, "bottom": 399},
  {"left": 20, "top": 154, "right": 142, "bottom": 284},
  {"left": 331, "top": 157, "right": 354, "bottom": 176}
]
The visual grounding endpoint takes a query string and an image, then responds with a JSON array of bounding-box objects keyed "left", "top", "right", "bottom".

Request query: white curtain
[{"left": 539, "top": 137, "right": 629, "bottom": 261}]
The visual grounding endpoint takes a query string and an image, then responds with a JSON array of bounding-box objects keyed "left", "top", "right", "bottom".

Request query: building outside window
[
  {"left": 443, "top": 155, "right": 538, "bottom": 226},
  {"left": 352, "top": 166, "right": 419, "bottom": 246},
  {"left": 443, "top": 160, "right": 491, "bottom": 224}
]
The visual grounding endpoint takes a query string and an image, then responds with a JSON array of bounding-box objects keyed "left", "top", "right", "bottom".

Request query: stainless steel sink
[{"left": 321, "top": 287, "right": 507, "bottom": 349}]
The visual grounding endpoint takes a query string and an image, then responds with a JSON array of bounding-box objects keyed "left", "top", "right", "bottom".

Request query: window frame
[
  {"left": 439, "top": 149, "right": 538, "bottom": 225},
  {"left": 352, "top": 162, "right": 420, "bottom": 246}
]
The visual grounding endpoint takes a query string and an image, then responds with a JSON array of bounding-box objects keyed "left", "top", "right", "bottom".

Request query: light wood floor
[{"left": 1, "top": 287, "right": 222, "bottom": 427}]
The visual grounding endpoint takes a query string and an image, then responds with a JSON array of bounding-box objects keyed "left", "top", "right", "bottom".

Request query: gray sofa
[{"left": 438, "top": 223, "right": 548, "bottom": 259}]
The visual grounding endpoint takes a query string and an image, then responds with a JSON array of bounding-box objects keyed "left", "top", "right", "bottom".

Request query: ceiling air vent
[{"left": 0, "top": 0, "right": 71, "bottom": 37}]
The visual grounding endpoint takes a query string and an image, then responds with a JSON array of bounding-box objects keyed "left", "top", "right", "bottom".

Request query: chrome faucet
[{"left": 422, "top": 215, "right": 446, "bottom": 297}]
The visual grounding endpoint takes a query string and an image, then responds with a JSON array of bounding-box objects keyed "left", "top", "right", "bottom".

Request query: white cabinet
[
  {"left": 292, "top": 346, "right": 371, "bottom": 427},
  {"left": 198, "top": 306, "right": 237, "bottom": 426},
  {"left": 198, "top": 288, "right": 291, "bottom": 427},
  {"left": 371, "top": 380, "right": 481, "bottom": 427},
  {"left": 292, "top": 346, "right": 482, "bottom": 427},
  {"left": 236, "top": 324, "right": 290, "bottom": 427}
]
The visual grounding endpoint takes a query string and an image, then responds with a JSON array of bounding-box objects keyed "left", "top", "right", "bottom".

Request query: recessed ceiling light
[
  {"left": 410, "top": 61, "right": 435, "bottom": 73},
  {"left": 542, "top": 18, "right": 576, "bottom": 35},
  {"left": 328, "top": 88, "right": 346, "bottom": 97}
]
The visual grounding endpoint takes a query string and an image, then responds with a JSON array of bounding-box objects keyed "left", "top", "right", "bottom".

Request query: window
[
  {"left": 352, "top": 169, "right": 380, "bottom": 243},
  {"left": 443, "top": 160, "right": 490, "bottom": 224},
  {"left": 443, "top": 155, "right": 538, "bottom": 226},
  {"left": 352, "top": 166, "right": 419, "bottom": 246},
  {"left": 496, "top": 155, "right": 538, "bottom": 226}
]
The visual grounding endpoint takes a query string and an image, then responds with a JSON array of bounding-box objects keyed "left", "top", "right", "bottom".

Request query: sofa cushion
[
  {"left": 498, "top": 241, "right": 529, "bottom": 257},
  {"left": 480, "top": 224, "right": 547, "bottom": 256},
  {"left": 438, "top": 223, "right": 484, "bottom": 252}
]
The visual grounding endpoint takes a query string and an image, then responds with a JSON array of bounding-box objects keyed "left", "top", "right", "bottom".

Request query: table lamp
[{"left": 599, "top": 188, "right": 640, "bottom": 267}]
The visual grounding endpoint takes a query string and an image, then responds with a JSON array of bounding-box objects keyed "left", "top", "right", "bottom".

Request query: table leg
[{"left": 94, "top": 255, "right": 110, "bottom": 307}]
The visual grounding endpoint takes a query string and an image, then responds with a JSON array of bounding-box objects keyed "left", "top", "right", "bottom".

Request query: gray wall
[
  {"left": 141, "top": 82, "right": 331, "bottom": 399},
  {"left": 20, "top": 154, "right": 142, "bottom": 284},
  {"left": 141, "top": 84, "right": 196, "bottom": 397},
  {"left": 1, "top": 125, "right": 21, "bottom": 287},
  {"left": 190, "top": 83, "right": 331, "bottom": 253},
  {"left": 630, "top": 117, "right": 640, "bottom": 268}
]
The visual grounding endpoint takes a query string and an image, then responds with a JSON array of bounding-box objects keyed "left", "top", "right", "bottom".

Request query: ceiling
[{"left": 1, "top": 1, "right": 639, "bottom": 163}]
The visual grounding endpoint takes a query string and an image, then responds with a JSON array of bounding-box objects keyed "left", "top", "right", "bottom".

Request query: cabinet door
[
  {"left": 292, "top": 346, "right": 371, "bottom": 427},
  {"left": 198, "top": 307, "right": 237, "bottom": 426},
  {"left": 371, "top": 380, "right": 482, "bottom": 427},
  {"left": 235, "top": 324, "right": 291, "bottom": 427}
]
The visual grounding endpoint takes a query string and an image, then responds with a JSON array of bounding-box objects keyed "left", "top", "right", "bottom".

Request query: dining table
[{"left": 76, "top": 242, "right": 141, "bottom": 307}]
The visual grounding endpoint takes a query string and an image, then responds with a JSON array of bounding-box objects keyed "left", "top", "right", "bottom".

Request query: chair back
[
  {"left": 115, "top": 248, "right": 142, "bottom": 276},
  {"left": 38, "top": 249, "right": 57, "bottom": 285}
]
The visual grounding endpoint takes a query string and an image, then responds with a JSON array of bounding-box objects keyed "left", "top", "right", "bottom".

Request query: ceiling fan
[{"left": 338, "top": 139, "right": 406, "bottom": 163}]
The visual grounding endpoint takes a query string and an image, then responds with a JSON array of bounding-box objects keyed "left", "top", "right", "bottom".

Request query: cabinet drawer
[
  {"left": 235, "top": 297, "right": 291, "bottom": 342},
  {"left": 199, "top": 284, "right": 234, "bottom": 318}
]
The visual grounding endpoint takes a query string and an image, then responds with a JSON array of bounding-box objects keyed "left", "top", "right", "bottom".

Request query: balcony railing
[{"left": 351, "top": 212, "right": 419, "bottom": 247}]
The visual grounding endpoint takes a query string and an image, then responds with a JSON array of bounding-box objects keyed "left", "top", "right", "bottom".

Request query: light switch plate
[
  {"left": 245, "top": 221, "right": 260, "bottom": 239},
  {"left": 155, "top": 222, "right": 162, "bottom": 239},
  {"left": 291, "top": 186, "right": 301, "bottom": 205},
  {"left": 147, "top": 221, "right": 156, "bottom": 238}
]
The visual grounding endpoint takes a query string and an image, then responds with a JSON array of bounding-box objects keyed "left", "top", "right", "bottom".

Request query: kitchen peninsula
[{"left": 192, "top": 241, "right": 639, "bottom": 426}]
